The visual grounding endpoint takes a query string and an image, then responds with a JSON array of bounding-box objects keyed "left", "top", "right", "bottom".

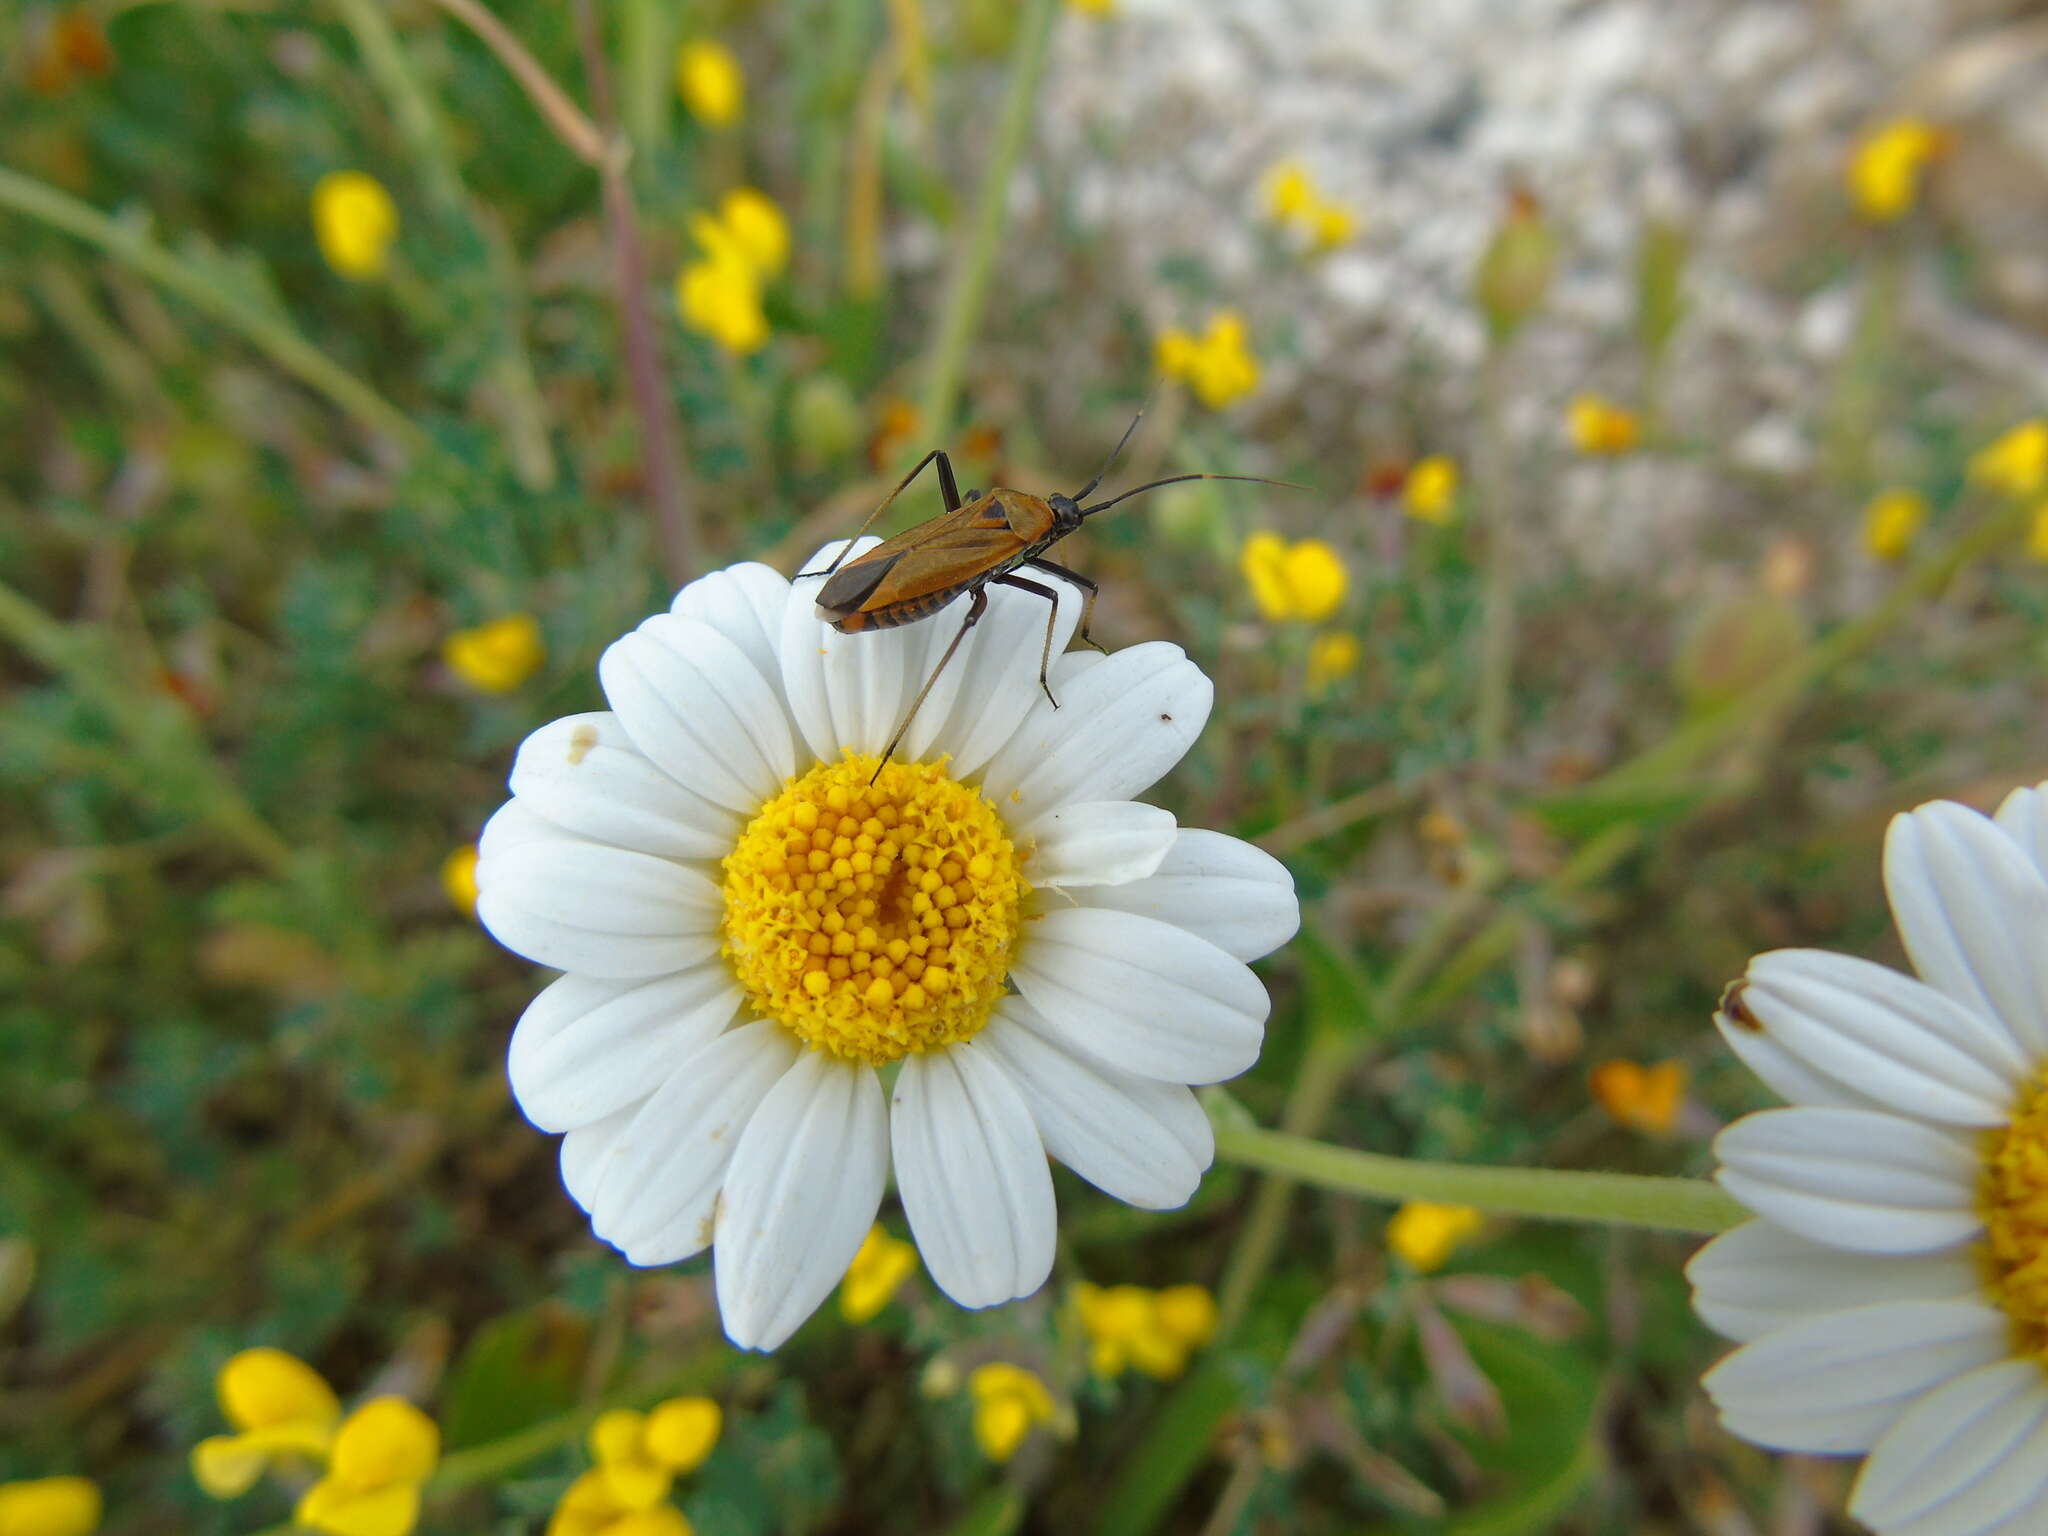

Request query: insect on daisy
[
  {"left": 1689, "top": 785, "right": 2048, "bottom": 1536},
  {"left": 477, "top": 528, "right": 1300, "bottom": 1351}
]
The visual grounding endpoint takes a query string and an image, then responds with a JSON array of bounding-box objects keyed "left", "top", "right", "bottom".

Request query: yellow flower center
[
  {"left": 720, "top": 755, "right": 1025, "bottom": 1066},
  {"left": 1981, "top": 1074, "right": 2048, "bottom": 1357}
]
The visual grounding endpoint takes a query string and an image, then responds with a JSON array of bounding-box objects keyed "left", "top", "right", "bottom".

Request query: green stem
[
  {"left": 1471, "top": 346, "right": 1515, "bottom": 766},
  {"left": 1211, "top": 1116, "right": 1747, "bottom": 1236},
  {"left": 619, "top": 0, "right": 676, "bottom": 159},
  {"left": 914, "top": 0, "right": 1056, "bottom": 447},
  {"left": 329, "top": 0, "right": 465, "bottom": 215},
  {"left": 0, "top": 167, "right": 421, "bottom": 446}
]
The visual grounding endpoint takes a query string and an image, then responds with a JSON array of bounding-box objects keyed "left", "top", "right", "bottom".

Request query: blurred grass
[{"left": 4, "top": 1, "right": 2047, "bottom": 1533}]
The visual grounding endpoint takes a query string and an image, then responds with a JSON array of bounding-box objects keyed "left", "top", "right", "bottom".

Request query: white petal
[
  {"left": 1687, "top": 1219, "right": 1983, "bottom": 1344},
  {"left": 1054, "top": 829, "right": 1300, "bottom": 963},
  {"left": 1886, "top": 800, "right": 2048, "bottom": 1059},
  {"left": 901, "top": 576, "right": 1083, "bottom": 774},
  {"left": 1713, "top": 1106, "right": 1981, "bottom": 1253},
  {"left": 508, "top": 968, "right": 742, "bottom": 1134},
  {"left": 1994, "top": 783, "right": 2048, "bottom": 882},
  {"left": 1722, "top": 949, "right": 2025, "bottom": 1126},
  {"left": 1023, "top": 800, "right": 1176, "bottom": 888},
  {"left": 560, "top": 1105, "right": 636, "bottom": 1214},
  {"left": 477, "top": 837, "right": 723, "bottom": 979},
  {"left": 587, "top": 1021, "right": 798, "bottom": 1265},
  {"left": 670, "top": 562, "right": 792, "bottom": 694},
  {"left": 1703, "top": 1300, "right": 2009, "bottom": 1455},
  {"left": 782, "top": 538, "right": 926, "bottom": 762},
  {"left": 477, "top": 799, "right": 562, "bottom": 862},
  {"left": 892, "top": 1044, "right": 1055, "bottom": 1308},
  {"left": 977, "top": 1000, "right": 1213, "bottom": 1209},
  {"left": 509, "top": 712, "right": 741, "bottom": 862},
  {"left": 599, "top": 613, "right": 795, "bottom": 813},
  {"left": 1854, "top": 1360, "right": 2048, "bottom": 1536},
  {"left": 714, "top": 1050, "right": 889, "bottom": 1351},
  {"left": 977, "top": 643, "right": 1213, "bottom": 813},
  {"left": 1011, "top": 907, "right": 1268, "bottom": 1084}
]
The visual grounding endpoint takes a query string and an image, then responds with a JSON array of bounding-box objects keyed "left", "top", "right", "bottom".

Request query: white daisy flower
[
  {"left": 1689, "top": 784, "right": 2048, "bottom": 1536},
  {"left": 476, "top": 543, "right": 1299, "bottom": 1351}
]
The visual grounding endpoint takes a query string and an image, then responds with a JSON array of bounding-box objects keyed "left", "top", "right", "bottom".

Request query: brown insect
[{"left": 804, "top": 412, "right": 1296, "bottom": 775}]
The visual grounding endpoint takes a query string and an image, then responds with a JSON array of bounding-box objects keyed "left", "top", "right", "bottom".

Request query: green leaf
[
  {"left": 441, "top": 1303, "right": 592, "bottom": 1451},
  {"left": 1526, "top": 782, "right": 1707, "bottom": 842}
]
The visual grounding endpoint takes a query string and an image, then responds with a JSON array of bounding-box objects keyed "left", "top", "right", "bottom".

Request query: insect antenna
[
  {"left": 1069, "top": 401, "right": 1151, "bottom": 504},
  {"left": 1079, "top": 473, "right": 1307, "bottom": 519}
]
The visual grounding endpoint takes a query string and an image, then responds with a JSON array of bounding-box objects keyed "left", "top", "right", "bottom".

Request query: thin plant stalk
[
  {"left": 0, "top": 167, "right": 419, "bottom": 446},
  {"left": 914, "top": 0, "right": 1057, "bottom": 448},
  {"left": 1210, "top": 1112, "right": 1748, "bottom": 1236},
  {"left": 1471, "top": 345, "right": 1516, "bottom": 767},
  {"left": 571, "top": 0, "right": 700, "bottom": 584}
]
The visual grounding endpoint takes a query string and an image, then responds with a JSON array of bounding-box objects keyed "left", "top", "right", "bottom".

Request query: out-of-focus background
[{"left": 4, "top": 0, "right": 2046, "bottom": 1530}]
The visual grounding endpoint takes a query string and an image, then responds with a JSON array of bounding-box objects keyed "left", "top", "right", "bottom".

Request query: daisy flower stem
[
  {"left": 914, "top": 0, "right": 1057, "bottom": 446},
  {"left": 0, "top": 167, "right": 420, "bottom": 447},
  {"left": 1208, "top": 1110, "right": 1748, "bottom": 1236}
]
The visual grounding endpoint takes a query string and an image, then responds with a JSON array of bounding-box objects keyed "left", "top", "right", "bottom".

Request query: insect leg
[
  {"left": 797, "top": 449, "right": 963, "bottom": 580},
  {"left": 1023, "top": 556, "right": 1107, "bottom": 656},
  {"left": 871, "top": 586, "right": 988, "bottom": 784},
  {"left": 994, "top": 573, "right": 1066, "bottom": 708}
]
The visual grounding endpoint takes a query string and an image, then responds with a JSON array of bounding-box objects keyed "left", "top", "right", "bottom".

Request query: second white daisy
[
  {"left": 1690, "top": 785, "right": 2048, "bottom": 1536},
  {"left": 478, "top": 543, "right": 1299, "bottom": 1351}
]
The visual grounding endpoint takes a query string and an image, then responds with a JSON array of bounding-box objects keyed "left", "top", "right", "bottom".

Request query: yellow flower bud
[
  {"left": 0, "top": 1477, "right": 101, "bottom": 1536},
  {"left": 1589, "top": 1059, "right": 1688, "bottom": 1135},
  {"left": 1157, "top": 312, "right": 1259, "bottom": 409},
  {"left": 719, "top": 188, "right": 790, "bottom": 280},
  {"left": 443, "top": 614, "right": 545, "bottom": 694},
  {"left": 1567, "top": 394, "right": 1641, "bottom": 456},
  {"left": 1861, "top": 489, "right": 1926, "bottom": 563},
  {"left": 967, "top": 1363, "right": 1054, "bottom": 1463},
  {"left": 295, "top": 1398, "right": 438, "bottom": 1536},
  {"left": 1969, "top": 420, "right": 2048, "bottom": 500},
  {"left": 1305, "top": 632, "right": 1361, "bottom": 695},
  {"left": 1385, "top": 1201, "right": 1484, "bottom": 1274},
  {"left": 676, "top": 39, "right": 743, "bottom": 128},
  {"left": 440, "top": 845, "right": 479, "bottom": 917},
  {"left": 1848, "top": 118, "right": 1940, "bottom": 223},
  {"left": 311, "top": 171, "right": 398, "bottom": 281},
  {"left": 839, "top": 1225, "right": 919, "bottom": 1323},
  {"left": 1402, "top": 455, "right": 1459, "bottom": 524},
  {"left": 643, "top": 1398, "right": 721, "bottom": 1475}
]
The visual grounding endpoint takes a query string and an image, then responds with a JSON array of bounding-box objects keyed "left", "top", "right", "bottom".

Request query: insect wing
[{"left": 818, "top": 500, "right": 1024, "bottom": 617}]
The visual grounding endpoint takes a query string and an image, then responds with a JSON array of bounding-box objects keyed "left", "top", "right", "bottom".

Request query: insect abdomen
[{"left": 829, "top": 584, "right": 968, "bottom": 632}]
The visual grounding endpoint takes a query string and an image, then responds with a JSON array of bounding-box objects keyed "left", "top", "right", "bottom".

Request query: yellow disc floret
[
  {"left": 1981, "top": 1074, "right": 2048, "bottom": 1358},
  {"left": 721, "top": 754, "right": 1025, "bottom": 1066}
]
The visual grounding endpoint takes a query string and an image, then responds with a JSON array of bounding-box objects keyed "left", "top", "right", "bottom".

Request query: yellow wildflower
[
  {"left": 440, "top": 844, "right": 480, "bottom": 917},
  {"left": 840, "top": 1225, "right": 919, "bottom": 1322},
  {"left": 1067, "top": 0, "right": 1115, "bottom": 12},
  {"left": 1305, "top": 632, "right": 1361, "bottom": 695},
  {"left": 311, "top": 171, "right": 398, "bottom": 281},
  {"left": 675, "top": 40, "right": 742, "bottom": 128},
  {"left": 1848, "top": 117, "right": 1940, "bottom": 223},
  {"left": 1969, "top": 420, "right": 2048, "bottom": 499},
  {"left": 967, "top": 1363, "right": 1054, "bottom": 1463},
  {"left": 0, "top": 1478, "right": 100, "bottom": 1536},
  {"left": 2030, "top": 504, "right": 2048, "bottom": 563},
  {"left": 1567, "top": 393, "right": 1641, "bottom": 456},
  {"left": 1262, "top": 161, "right": 1357, "bottom": 253},
  {"left": 1073, "top": 1283, "right": 1216, "bottom": 1380},
  {"left": 717, "top": 188, "right": 789, "bottom": 280},
  {"left": 1589, "top": 1059, "right": 1688, "bottom": 1136},
  {"left": 1403, "top": 455, "right": 1459, "bottom": 524},
  {"left": 579, "top": 1399, "right": 721, "bottom": 1512},
  {"left": 443, "top": 613, "right": 545, "bottom": 694},
  {"left": 1240, "top": 533, "right": 1347, "bottom": 623},
  {"left": 192, "top": 1347, "right": 341, "bottom": 1499},
  {"left": 1861, "top": 489, "right": 1926, "bottom": 563},
  {"left": 296, "top": 1398, "right": 438, "bottom": 1536},
  {"left": 1156, "top": 311, "right": 1259, "bottom": 410},
  {"left": 1385, "top": 1202, "right": 1483, "bottom": 1274},
  {"left": 547, "top": 1471, "right": 693, "bottom": 1536}
]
